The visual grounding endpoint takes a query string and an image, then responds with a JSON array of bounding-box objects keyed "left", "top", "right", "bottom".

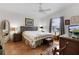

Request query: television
[
  {"left": 68, "top": 25, "right": 79, "bottom": 32},
  {"left": 68, "top": 25, "right": 79, "bottom": 37}
]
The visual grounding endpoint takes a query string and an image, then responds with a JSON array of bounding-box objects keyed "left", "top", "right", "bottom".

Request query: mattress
[{"left": 22, "top": 31, "right": 53, "bottom": 48}]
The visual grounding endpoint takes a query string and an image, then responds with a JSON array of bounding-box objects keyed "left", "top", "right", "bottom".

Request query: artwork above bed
[
  {"left": 25, "top": 18, "right": 34, "bottom": 27},
  {"left": 20, "top": 18, "right": 38, "bottom": 32}
]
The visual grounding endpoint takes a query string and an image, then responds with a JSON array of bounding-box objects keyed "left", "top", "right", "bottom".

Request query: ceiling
[{"left": 0, "top": 3, "right": 73, "bottom": 18}]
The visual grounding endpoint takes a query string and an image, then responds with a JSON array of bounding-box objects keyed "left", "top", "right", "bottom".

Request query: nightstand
[{"left": 13, "top": 33, "right": 22, "bottom": 42}]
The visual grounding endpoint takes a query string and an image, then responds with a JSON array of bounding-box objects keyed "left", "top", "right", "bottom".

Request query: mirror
[{"left": 1, "top": 20, "right": 10, "bottom": 36}]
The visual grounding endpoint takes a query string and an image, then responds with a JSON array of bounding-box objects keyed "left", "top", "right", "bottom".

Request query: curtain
[{"left": 49, "top": 16, "right": 65, "bottom": 35}]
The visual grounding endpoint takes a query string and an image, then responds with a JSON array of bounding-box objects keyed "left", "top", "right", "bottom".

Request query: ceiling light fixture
[{"left": 38, "top": 3, "right": 51, "bottom": 13}]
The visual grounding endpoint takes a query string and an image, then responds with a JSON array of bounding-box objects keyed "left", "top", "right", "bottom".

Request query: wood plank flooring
[{"left": 4, "top": 40, "right": 59, "bottom": 55}]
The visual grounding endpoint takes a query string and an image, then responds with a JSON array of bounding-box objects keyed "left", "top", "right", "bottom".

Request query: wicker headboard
[{"left": 20, "top": 26, "right": 38, "bottom": 32}]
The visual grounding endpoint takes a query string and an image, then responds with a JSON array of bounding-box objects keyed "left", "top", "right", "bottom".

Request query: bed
[{"left": 21, "top": 26, "right": 53, "bottom": 48}]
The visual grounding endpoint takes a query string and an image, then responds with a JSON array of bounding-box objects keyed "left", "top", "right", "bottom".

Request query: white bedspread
[{"left": 22, "top": 31, "right": 53, "bottom": 48}]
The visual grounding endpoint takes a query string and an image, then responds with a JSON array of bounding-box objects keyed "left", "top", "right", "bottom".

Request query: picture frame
[
  {"left": 25, "top": 18, "right": 34, "bottom": 27},
  {"left": 65, "top": 19, "right": 70, "bottom": 25}
]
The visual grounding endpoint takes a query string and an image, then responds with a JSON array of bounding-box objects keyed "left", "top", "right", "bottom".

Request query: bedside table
[{"left": 13, "top": 33, "right": 22, "bottom": 42}]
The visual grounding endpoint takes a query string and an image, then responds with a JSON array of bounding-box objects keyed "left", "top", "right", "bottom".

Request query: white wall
[
  {"left": 0, "top": 11, "right": 23, "bottom": 32},
  {"left": 61, "top": 4, "right": 79, "bottom": 34},
  {"left": 0, "top": 9, "right": 40, "bottom": 32},
  {"left": 0, "top": 9, "right": 49, "bottom": 33},
  {"left": 1, "top": 4, "right": 79, "bottom": 33},
  {"left": 43, "top": 4, "right": 79, "bottom": 33}
]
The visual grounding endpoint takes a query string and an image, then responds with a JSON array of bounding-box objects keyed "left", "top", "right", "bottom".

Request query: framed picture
[
  {"left": 25, "top": 18, "right": 34, "bottom": 27},
  {"left": 65, "top": 19, "right": 70, "bottom": 25}
]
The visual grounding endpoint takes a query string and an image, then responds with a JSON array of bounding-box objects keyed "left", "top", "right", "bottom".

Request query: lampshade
[{"left": 11, "top": 27, "right": 16, "bottom": 31}]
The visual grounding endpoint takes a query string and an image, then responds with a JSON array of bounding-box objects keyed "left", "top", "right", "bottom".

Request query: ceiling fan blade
[
  {"left": 39, "top": 3, "right": 42, "bottom": 11},
  {"left": 39, "top": 3, "right": 42, "bottom": 6},
  {"left": 39, "top": 9, "right": 51, "bottom": 12},
  {"left": 42, "top": 11, "right": 47, "bottom": 14},
  {"left": 43, "top": 9, "right": 51, "bottom": 11},
  {"left": 38, "top": 3, "right": 51, "bottom": 13}
]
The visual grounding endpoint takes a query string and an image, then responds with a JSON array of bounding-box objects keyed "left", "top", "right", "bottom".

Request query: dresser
[{"left": 60, "top": 34, "right": 79, "bottom": 55}]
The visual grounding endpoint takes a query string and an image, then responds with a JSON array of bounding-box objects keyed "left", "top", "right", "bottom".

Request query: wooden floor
[{"left": 4, "top": 40, "right": 59, "bottom": 55}]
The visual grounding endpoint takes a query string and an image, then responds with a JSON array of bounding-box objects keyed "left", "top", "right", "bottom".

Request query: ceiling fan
[{"left": 38, "top": 3, "right": 51, "bottom": 13}]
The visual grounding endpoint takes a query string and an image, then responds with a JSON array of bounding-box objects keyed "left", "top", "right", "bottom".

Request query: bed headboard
[{"left": 20, "top": 26, "right": 38, "bottom": 32}]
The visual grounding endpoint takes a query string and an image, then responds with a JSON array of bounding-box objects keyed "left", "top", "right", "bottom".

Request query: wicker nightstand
[{"left": 13, "top": 33, "right": 22, "bottom": 42}]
